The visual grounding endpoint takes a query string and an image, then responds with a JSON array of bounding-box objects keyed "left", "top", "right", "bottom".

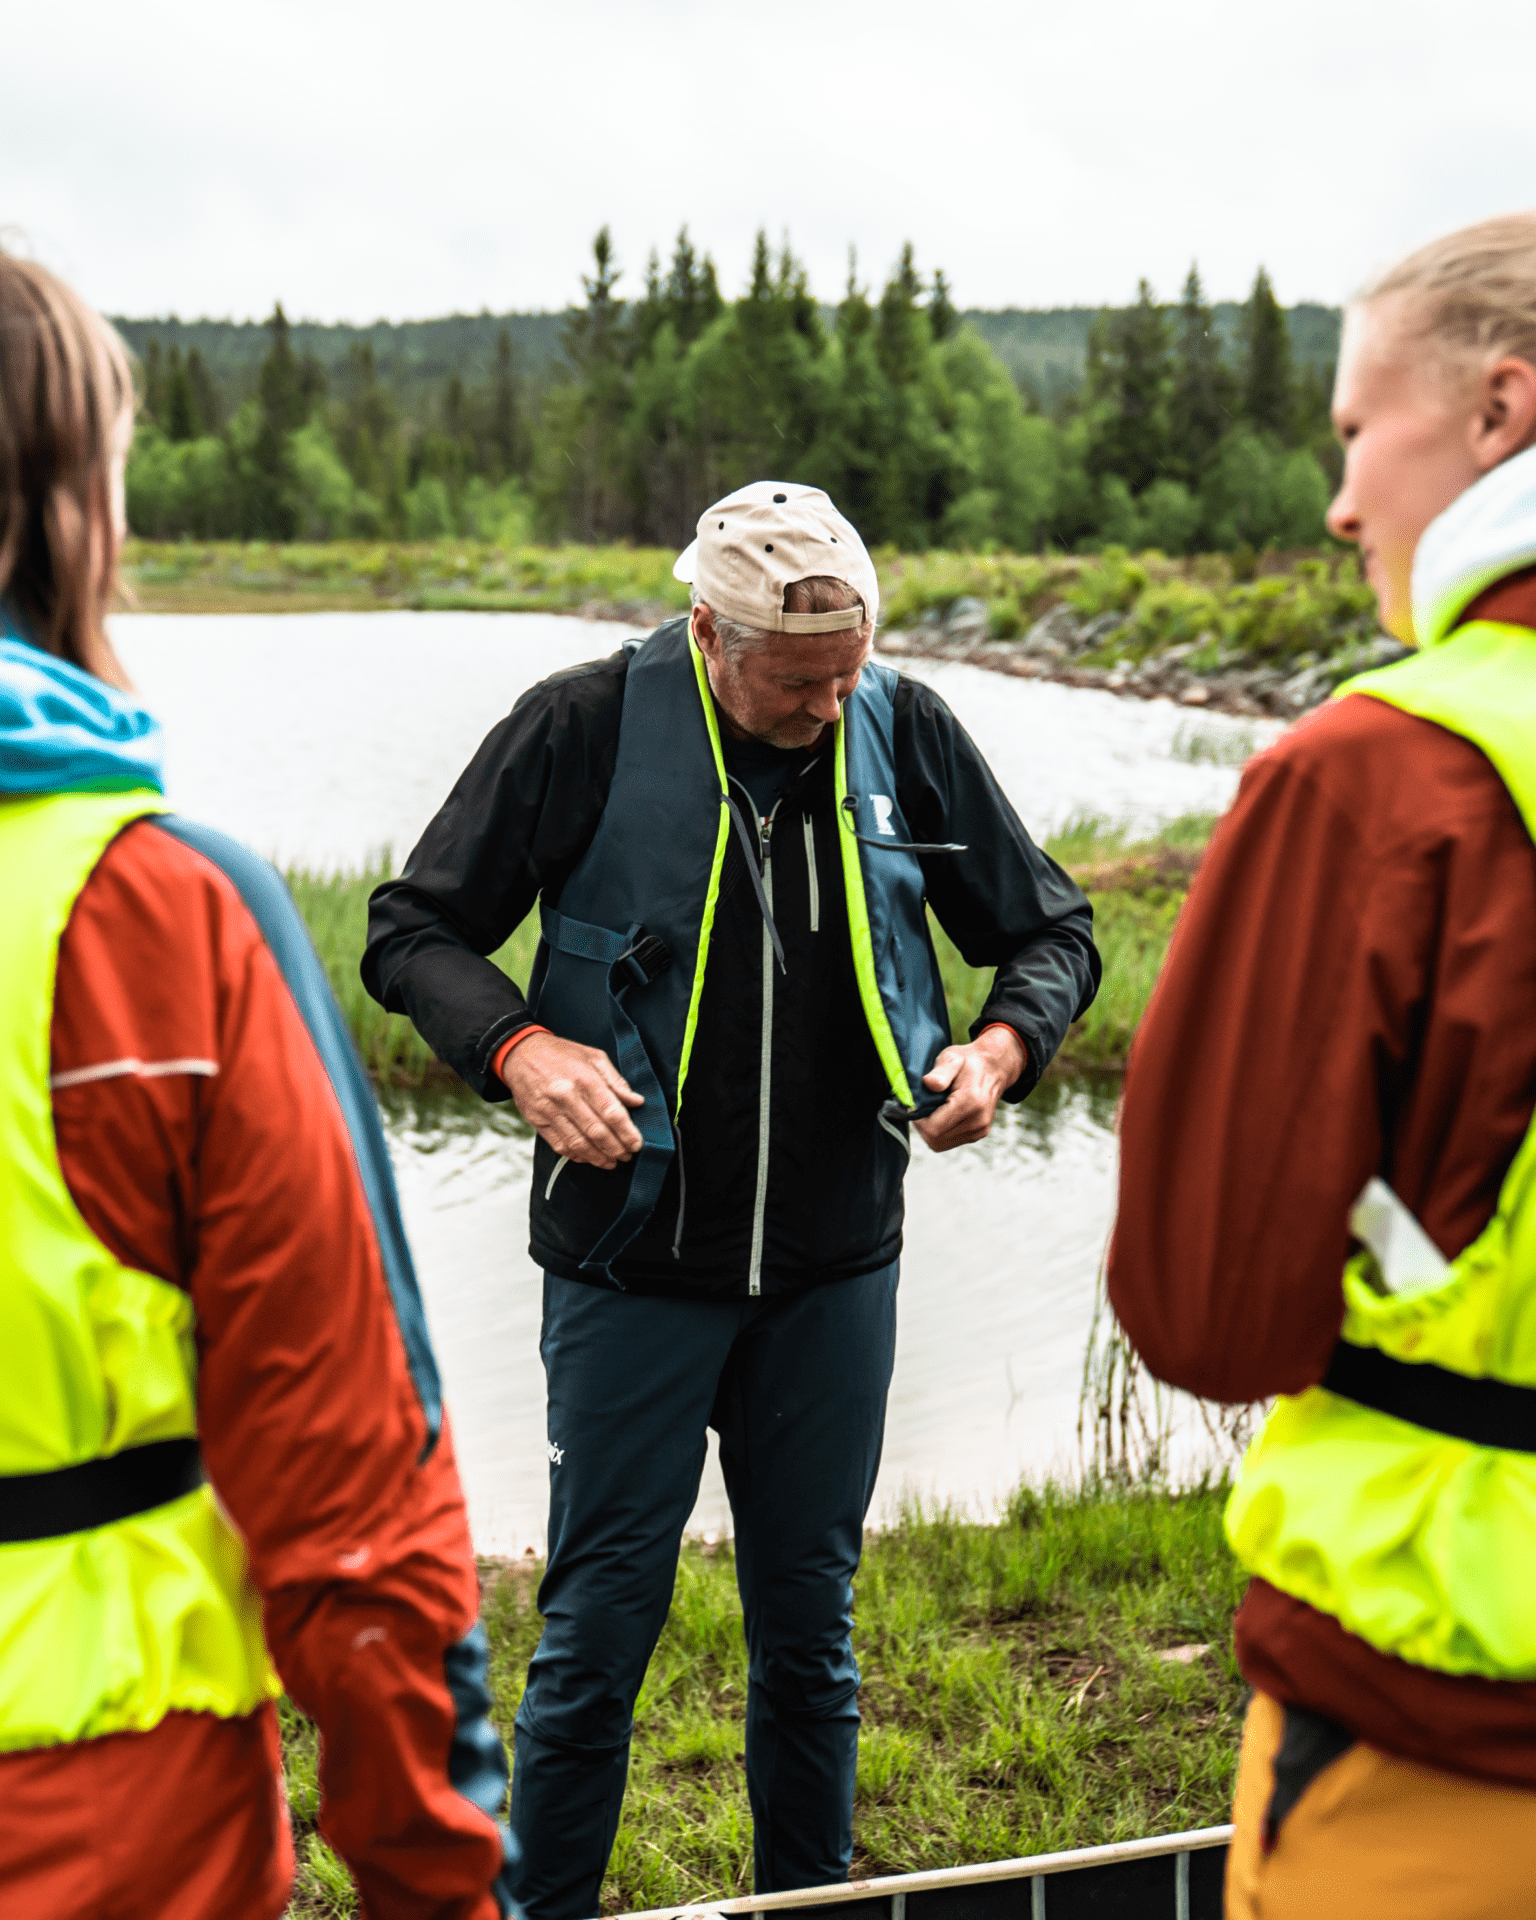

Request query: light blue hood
[{"left": 0, "top": 618, "right": 164, "bottom": 797}]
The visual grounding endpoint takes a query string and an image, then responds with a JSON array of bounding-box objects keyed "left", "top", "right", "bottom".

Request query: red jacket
[
  {"left": 0, "top": 817, "right": 511, "bottom": 1920},
  {"left": 1108, "top": 574, "right": 1536, "bottom": 1788}
]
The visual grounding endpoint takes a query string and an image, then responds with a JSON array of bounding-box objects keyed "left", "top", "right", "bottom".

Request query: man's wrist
[
  {"left": 976, "top": 1022, "right": 1027, "bottom": 1083},
  {"left": 492, "top": 1024, "right": 550, "bottom": 1087}
]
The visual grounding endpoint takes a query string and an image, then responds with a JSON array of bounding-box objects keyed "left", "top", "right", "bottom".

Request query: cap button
[{"left": 773, "top": 493, "right": 787, "bottom": 503}]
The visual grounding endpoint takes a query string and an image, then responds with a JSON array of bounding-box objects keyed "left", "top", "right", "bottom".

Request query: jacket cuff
[{"left": 472, "top": 1012, "right": 539, "bottom": 1103}]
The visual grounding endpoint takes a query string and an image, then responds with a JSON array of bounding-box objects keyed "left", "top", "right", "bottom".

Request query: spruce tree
[
  {"left": 1242, "top": 267, "right": 1294, "bottom": 440},
  {"left": 164, "top": 347, "right": 197, "bottom": 442},
  {"left": 186, "top": 348, "right": 219, "bottom": 436},
  {"left": 928, "top": 269, "right": 958, "bottom": 344},
  {"left": 1087, "top": 280, "right": 1170, "bottom": 495},
  {"left": 560, "top": 229, "right": 630, "bottom": 540},
  {"left": 663, "top": 227, "right": 722, "bottom": 346},
  {"left": 491, "top": 329, "right": 521, "bottom": 479},
  {"left": 876, "top": 242, "right": 926, "bottom": 388},
  {"left": 142, "top": 339, "right": 166, "bottom": 425},
  {"left": 1168, "top": 264, "right": 1233, "bottom": 483},
  {"left": 837, "top": 250, "right": 873, "bottom": 345},
  {"left": 251, "top": 304, "right": 306, "bottom": 537},
  {"left": 631, "top": 250, "right": 667, "bottom": 358}
]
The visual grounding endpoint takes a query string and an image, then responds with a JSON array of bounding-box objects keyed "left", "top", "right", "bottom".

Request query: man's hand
[
  {"left": 913, "top": 1027, "right": 1027, "bottom": 1153},
  {"left": 500, "top": 1032, "right": 644, "bottom": 1169}
]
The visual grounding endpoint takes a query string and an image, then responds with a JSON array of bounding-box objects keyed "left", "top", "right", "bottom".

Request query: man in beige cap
[{"left": 364, "top": 480, "right": 1099, "bottom": 1917}]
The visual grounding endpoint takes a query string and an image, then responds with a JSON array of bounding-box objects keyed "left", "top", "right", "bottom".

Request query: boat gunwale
[{"left": 613, "top": 1822, "right": 1235, "bottom": 1918}]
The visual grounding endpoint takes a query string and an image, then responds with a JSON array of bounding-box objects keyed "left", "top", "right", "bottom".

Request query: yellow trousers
[{"left": 1227, "top": 1692, "right": 1536, "bottom": 1918}]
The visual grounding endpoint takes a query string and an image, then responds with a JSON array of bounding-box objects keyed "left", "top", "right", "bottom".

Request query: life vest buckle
[{"left": 618, "top": 931, "right": 672, "bottom": 989}]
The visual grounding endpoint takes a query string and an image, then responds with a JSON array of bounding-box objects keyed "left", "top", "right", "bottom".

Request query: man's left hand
[{"left": 913, "top": 1027, "right": 1028, "bottom": 1152}]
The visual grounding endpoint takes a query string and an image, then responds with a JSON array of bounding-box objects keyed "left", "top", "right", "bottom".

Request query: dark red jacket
[
  {"left": 0, "top": 817, "right": 509, "bottom": 1919},
  {"left": 1108, "top": 576, "right": 1536, "bottom": 1789}
]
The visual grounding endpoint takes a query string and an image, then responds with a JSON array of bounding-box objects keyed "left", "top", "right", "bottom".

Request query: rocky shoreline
[{"left": 877, "top": 595, "right": 1410, "bottom": 720}]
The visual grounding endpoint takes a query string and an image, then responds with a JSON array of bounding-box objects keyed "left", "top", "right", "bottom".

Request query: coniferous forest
[{"left": 121, "top": 229, "right": 1341, "bottom": 557}]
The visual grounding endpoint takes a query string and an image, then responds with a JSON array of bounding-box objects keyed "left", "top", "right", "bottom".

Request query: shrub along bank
[
  {"left": 284, "top": 1479, "right": 1246, "bottom": 1917},
  {"left": 121, "top": 537, "right": 1386, "bottom": 716}
]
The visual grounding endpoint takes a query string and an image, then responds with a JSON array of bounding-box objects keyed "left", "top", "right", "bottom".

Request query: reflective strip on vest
[
  {"left": 0, "top": 791, "right": 276, "bottom": 1750},
  {"left": 1226, "top": 621, "right": 1536, "bottom": 1681}
]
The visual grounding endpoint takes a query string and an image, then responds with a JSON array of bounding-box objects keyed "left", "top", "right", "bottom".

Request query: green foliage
[
  {"left": 1199, "top": 431, "right": 1329, "bottom": 551},
  {"left": 283, "top": 858, "right": 539, "bottom": 1085},
  {"left": 123, "top": 242, "right": 1340, "bottom": 562},
  {"left": 283, "top": 1481, "right": 1247, "bottom": 1915},
  {"left": 1241, "top": 269, "right": 1294, "bottom": 440},
  {"left": 1168, "top": 265, "right": 1235, "bottom": 485},
  {"left": 272, "top": 811, "right": 1220, "bottom": 1094},
  {"left": 1084, "top": 280, "right": 1170, "bottom": 496}
]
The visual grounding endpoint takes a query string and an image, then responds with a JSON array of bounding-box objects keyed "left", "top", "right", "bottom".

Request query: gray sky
[{"left": 5, "top": 0, "right": 1534, "bottom": 324}]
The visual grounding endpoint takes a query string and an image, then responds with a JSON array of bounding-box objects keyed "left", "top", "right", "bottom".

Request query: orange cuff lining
[{"left": 492, "top": 1025, "right": 549, "bottom": 1087}]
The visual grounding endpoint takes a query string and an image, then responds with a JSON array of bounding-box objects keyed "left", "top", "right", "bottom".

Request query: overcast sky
[{"left": 5, "top": 0, "right": 1534, "bottom": 325}]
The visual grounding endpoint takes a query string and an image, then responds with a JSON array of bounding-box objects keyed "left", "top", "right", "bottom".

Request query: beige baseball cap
[{"left": 673, "top": 480, "right": 879, "bottom": 635}]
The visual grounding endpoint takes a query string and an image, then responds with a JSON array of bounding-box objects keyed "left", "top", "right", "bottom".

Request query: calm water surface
[{"left": 111, "top": 611, "right": 1263, "bottom": 1549}]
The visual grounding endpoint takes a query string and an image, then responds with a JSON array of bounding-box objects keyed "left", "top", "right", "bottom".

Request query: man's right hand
[{"left": 499, "top": 1032, "right": 644, "bottom": 1169}]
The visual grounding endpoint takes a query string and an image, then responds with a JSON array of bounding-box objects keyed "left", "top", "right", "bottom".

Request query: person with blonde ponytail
[
  {"left": 0, "top": 252, "right": 519, "bottom": 1918},
  {"left": 1108, "top": 212, "right": 1536, "bottom": 1916}
]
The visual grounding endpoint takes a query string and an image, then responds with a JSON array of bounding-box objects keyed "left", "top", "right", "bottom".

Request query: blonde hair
[
  {"left": 0, "top": 250, "right": 134, "bottom": 682},
  {"left": 1361, "top": 211, "right": 1536, "bottom": 377}
]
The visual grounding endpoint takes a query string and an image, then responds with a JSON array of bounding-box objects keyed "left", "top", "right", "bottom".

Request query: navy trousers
[{"left": 509, "top": 1262, "right": 899, "bottom": 1920}]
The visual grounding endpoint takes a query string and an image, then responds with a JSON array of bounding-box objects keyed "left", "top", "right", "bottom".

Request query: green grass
[
  {"left": 286, "top": 814, "right": 1217, "bottom": 1087},
  {"left": 285, "top": 1479, "right": 1246, "bottom": 1916},
  {"left": 122, "top": 538, "right": 692, "bottom": 617},
  {"left": 929, "top": 814, "right": 1215, "bottom": 1069},
  {"left": 284, "top": 859, "right": 539, "bottom": 1085},
  {"left": 121, "top": 538, "right": 1376, "bottom": 671}
]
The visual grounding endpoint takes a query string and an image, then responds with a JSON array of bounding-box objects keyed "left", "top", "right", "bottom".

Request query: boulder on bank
[{"left": 881, "top": 610, "right": 1410, "bottom": 720}]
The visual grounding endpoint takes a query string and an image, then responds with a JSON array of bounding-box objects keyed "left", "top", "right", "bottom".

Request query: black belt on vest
[
  {"left": 0, "top": 1437, "right": 204, "bottom": 1545},
  {"left": 1323, "top": 1341, "right": 1536, "bottom": 1454}
]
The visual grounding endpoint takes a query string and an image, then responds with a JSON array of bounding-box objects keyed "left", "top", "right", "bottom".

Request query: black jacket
[{"left": 363, "top": 639, "right": 1099, "bottom": 1296}]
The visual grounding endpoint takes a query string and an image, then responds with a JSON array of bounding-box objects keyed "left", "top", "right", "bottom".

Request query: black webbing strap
[
  {"left": 725, "top": 795, "right": 786, "bottom": 972},
  {"left": 1323, "top": 1341, "right": 1536, "bottom": 1454},
  {"left": 0, "top": 1437, "right": 204, "bottom": 1545}
]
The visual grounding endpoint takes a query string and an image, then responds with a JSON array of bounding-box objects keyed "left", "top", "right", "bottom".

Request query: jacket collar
[{"left": 1412, "top": 443, "right": 1536, "bottom": 648}]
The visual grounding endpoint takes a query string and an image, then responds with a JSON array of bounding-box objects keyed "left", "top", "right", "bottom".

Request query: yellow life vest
[
  {"left": 0, "top": 789, "right": 276, "bottom": 1751},
  {"left": 1226, "top": 621, "right": 1536, "bottom": 1681}
]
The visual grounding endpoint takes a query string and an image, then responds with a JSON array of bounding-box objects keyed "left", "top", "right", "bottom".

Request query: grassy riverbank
[
  {"left": 284, "top": 1478, "right": 1245, "bottom": 1916},
  {"left": 286, "top": 814, "right": 1212, "bottom": 1088},
  {"left": 119, "top": 538, "right": 1370, "bottom": 670}
]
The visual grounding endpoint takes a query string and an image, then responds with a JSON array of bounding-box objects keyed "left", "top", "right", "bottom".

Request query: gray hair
[
  {"left": 691, "top": 576, "right": 873, "bottom": 663},
  {"left": 690, "top": 587, "right": 769, "bottom": 662}
]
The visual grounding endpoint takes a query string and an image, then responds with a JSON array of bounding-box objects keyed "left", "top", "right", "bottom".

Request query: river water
[{"left": 112, "top": 611, "right": 1274, "bottom": 1551}]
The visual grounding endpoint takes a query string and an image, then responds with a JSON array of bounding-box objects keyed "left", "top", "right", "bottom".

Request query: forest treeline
[{"left": 124, "top": 230, "right": 1340, "bottom": 557}]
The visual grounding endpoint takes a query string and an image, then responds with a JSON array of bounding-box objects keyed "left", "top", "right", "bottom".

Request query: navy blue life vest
[{"left": 528, "top": 617, "right": 950, "bottom": 1278}]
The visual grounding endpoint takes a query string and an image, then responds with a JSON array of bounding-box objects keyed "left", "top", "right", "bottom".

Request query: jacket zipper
[
  {"left": 747, "top": 796, "right": 784, "bottom": 1297},
  {"left": 803, "top": 812, "right": 819, "bottom": 933}
]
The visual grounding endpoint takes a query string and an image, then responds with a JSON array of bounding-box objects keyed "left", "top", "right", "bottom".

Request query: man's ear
[
  {"left": 691, "top": 603, "right": 721, "bottom": 660},
  {"left": 1473, "top": 355, "right": 1536, "bottom": 471}
]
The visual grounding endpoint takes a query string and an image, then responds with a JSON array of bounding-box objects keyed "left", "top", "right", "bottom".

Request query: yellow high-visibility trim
[
  {"left": 834, "top": 714, "right": 914, "bottom": 1109},
  {"left": 675, "top": 627, "right": 733, "bottom": 1117}
]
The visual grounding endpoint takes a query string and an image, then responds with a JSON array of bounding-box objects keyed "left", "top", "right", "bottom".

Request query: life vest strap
[
  {"left": 540, "top": 905, "right": 677, "bottom": 1281},
  {"left": 1323, "top": 1341, "right": 1536, "bottom": 1453},
  {"left": 0, "top": 1436, "right": 203, "bottom": 1544}
]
